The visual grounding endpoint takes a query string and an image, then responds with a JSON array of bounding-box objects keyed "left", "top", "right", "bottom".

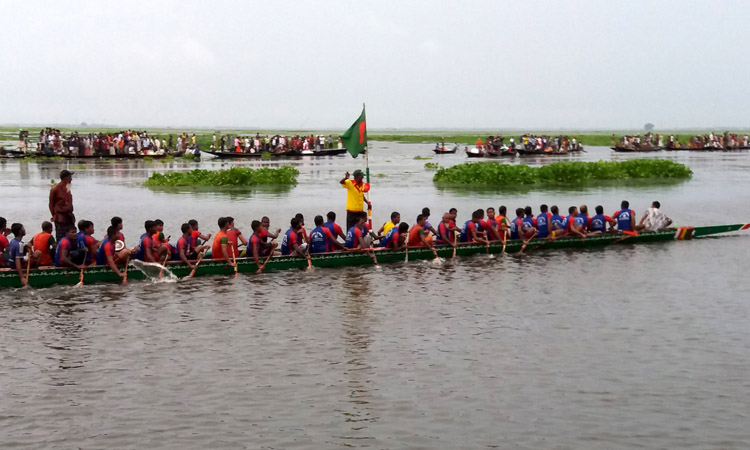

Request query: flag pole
[{"left": 363, "top": 103, "right": 372, "bottom": 230}]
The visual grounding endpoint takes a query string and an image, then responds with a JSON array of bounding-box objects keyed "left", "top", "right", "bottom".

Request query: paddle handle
[
  {"left": 189, "top": 252, "right": 205, "bottom": 278},
  {"left": 25, "top": 253, "right": 32, "bottom": 286},
  {"left": 452, "top": 230, "right": 458, "bottom": 258}
]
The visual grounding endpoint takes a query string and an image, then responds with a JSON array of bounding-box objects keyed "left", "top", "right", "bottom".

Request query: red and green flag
[{"left": 342, "top": 106, "right": 367, "bottom": 158}]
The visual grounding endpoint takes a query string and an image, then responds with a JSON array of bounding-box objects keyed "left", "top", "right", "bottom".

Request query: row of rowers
[{"left": 1, "top": 200, "right": 671, "bottom": 277}]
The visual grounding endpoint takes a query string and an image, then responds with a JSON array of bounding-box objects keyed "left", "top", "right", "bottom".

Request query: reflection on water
[{"left": 0, "top": 144, "right": 750, "bottom": 448}]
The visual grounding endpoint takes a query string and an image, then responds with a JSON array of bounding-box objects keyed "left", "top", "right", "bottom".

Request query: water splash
[{"left": 130, "top": 260, "right": 178, "bottom": 283}]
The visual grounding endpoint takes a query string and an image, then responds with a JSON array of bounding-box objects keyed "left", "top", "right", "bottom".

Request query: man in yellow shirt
[{"left": 340, "top": 169, "right": 371, "bottom": 230}]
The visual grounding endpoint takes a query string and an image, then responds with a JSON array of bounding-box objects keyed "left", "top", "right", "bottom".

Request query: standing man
[
  {"left": 340, "top": 169, "right": 370, "bottom": 230},
  {"left": 49, "top": 170, "right": 75, "bottom": 242}
]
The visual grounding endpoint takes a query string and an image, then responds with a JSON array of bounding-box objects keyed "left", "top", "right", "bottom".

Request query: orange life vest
[
  {"left": 33, "top": 232, "right": 53, "bottom": 266},
  {"left": 211, "top": 230, "right": 228, "bottom": 260}
]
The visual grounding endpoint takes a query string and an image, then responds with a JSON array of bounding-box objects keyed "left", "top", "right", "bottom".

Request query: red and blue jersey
[
  {"left": 460, "top": 220, "right": 477, "bottom": 242},
  {"left": 509, "top": 218, "right": 524, "bottom": 239},
  {"left": 96, "top": 239, "right": 117, "bottom": 265},
  {"left": 54, "top": 237, "right": 73, "bottom": 267},
  {"left": 437, "top": 221, "right": 455, "bottom": 244},
  {"left": 174, "top": 235, "right": 193, "bottom": 260},
  {"left": 310, "top": 226, "right": 335, "bottom": 253},
  {"left": 323, "top": 221, "right": 342, "bottom": 239},
  {"left": 345, "top": 225, "right": 364, "bottom": 249},
  {"left": 76, "top": 231, "right": 96, "bottom": 265},
  {"left": 380, "top": 227, "right": 400, "bottom": 248},
  {"left": 590, "top": 214, "right": 608, "bottom": 233},
  {"left": 550, "top": 214, "right": 565, "bottom": 232},
  {"left": 136, "top": 233, "right": 153, "bottom": 261},
  {"left": 280, "top": 228, "right": 299, "bottom": 255},
  {"left": 536, "top": 212, "right": 552, "bottom": 238},
  {"left": 613, "top": 209, "right": 634, "bottom": 231}
]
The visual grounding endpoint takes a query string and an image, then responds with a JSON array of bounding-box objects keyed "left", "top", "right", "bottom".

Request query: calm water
[{"left": 1, "top": 144, "right": 749, "bottom": 449}]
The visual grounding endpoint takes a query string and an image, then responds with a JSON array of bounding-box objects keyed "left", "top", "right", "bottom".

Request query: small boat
[
  {"left": 26, "top": 152, "right": 172, "bottom": 159},
  {"left": 611, "top": 146, "right": 663, "bottom": 152},
  {"left": 465, "top": 147, "right": 485, "bottom": 158},
  {"left": 1, "top": 223, "right": 746, "bottom": 289},
  {"left": 433, "top": 145, "right": 458, "bottom": 154},
  {"left": 205, "top": 148, "right": 348, "bottom": 159},
  {"left": 486, "top": 146, "right": 517, "bottom": 157}
]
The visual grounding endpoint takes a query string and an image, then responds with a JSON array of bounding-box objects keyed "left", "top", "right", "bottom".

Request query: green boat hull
[{"left": 1, "top": 224, "right": 747, "bottom": 289}]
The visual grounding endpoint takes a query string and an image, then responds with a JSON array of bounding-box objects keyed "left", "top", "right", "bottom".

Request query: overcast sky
[{"left": 2, "top": 0, "right": 748, "bottom": 130}]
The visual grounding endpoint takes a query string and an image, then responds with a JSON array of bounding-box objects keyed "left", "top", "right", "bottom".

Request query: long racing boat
[{"left": 1, "top": 224, "right": 747, "bottom": 289}]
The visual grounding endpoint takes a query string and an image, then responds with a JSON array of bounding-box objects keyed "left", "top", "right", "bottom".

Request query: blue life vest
[
  {"left": 522, "top": 216, "right": 535, "bottom": 230},
  {"left": 437, "top": 222, "right": 454, "bottom": 243},
  {"left": 616, "top": 209, "right": 633, "bottom": 231},
  {"left": 590, "top": 214, "right": 607, "bottom": 233},
  {"left": 310, "top": 226, "right": 328, "bottom": 254},
  {"left": 323, "top": 221, "right": 337, "bottom": 238},
  {"left": 536, "top": 213, "right": 550, "bottom": 238}
]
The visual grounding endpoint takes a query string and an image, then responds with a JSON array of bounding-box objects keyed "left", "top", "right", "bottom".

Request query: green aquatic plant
[
  {"left": 375, "top": 173, "right": 388, "bottom": 177},
  {"left": 433, "top": 159, "right": 693, "bottom": 185},
  {"left": 144, "top": 166, "right": 300, "bottom": 186},
  {"left": 424, "top": 162, "right": 439, "bottom": 169},
  {"left": 261, "top": 152, "right": 272, "bottom": 160},
  {"left": 413, "top": 155, "right": 432, "bottom": 160}
]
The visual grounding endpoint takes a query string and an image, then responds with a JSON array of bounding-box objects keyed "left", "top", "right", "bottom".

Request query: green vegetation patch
[
  {"left": 433, "top": 159, "right": 692, "bottom": 185},
  {"left": 144, "top": 166, "right": 299, "bottom": 186},
  {"left": 424, "top": 162, "right": 439, "bottom": 169}
]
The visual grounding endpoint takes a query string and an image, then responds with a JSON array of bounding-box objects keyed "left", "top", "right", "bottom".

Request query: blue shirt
[
  {"left": 536, "top": 213, "right": 551, "bottom": 238},
  {"left": 380, "top": 227, "right": 399, "bottom": 248},
  {"left": 615, "top": 209, "right": 634, "bottom": 231},
  {"left": 590, "top": 214, "right": 607, "bottom": 233},
  {"left": 309, "top": 226, "right": 328, "bottom": 254},
  {"left": 7, "top": 238, "right": 24, "bottom": 267},
  {"left": 550, "top": 214, "right": 565, "bottom": 232}
]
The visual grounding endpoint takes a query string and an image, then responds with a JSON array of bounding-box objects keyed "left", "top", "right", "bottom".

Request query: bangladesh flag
[{"left": 341, "top": 106, "right": 367, "bottom": 158}]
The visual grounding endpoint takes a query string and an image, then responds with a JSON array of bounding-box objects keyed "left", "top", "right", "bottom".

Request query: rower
[
  {"left": 6, "top": 223, "right": 28, "bottom": 286},
  {"left": 211, "top": 217, "right": 233, "bottom": 261},
  {"left": 31, "top": 221, "right": 55, "bottom": 267},
  {"left": 0, "top": 217, "right": 8, "bottom": 269},
  {"left": 281, "top": 217, "right": 309, "bottom": 256},
  {"left": 344, "top": 215, "right": 370, "bottom": 250},
  {"left": 613, "top": 200, "right": 636, "bottom": 233},
  {"left": 76, "top": 220, "right": 99, "bottom": 266},
  {"left": 151, "top": 219, "right": 173, "bottom": 258},
  {"left": 294, "top": 213, "right": 310, "bottom": 245},
  {"left": 496, "top": 206, "right": 510, "bottom": 238},
  {"left": 484, "top": 207, "right": 501, "bottom": 241},
  {"left": 549, "top": 205, "right": 566, "bottom": 239},
  {"left": 509, "top": 208, "right": 525, "bottom": 240},
  {"left": 225, "top": 216, "right": 248, "bottom": 257},
  {"left": 381, "top": 222, "right": 409, "bottom": 250},
  {"left": 110, "top": 216, "right": 125, "bottom": 244},
  {"left": 421, "top": 207, "right": 438, "bottom": 238},
  {"left": 565, "top": 206, "right": 587, "bottom": 239},
  {"left": 250, "top": 220, "right": 278, "bottom": 272},
  {"left": 136, "top": 220, "right": 158, "bottom": 262},
  {"left": 436, "top": 212, "right": 457, "bottom": 247},
  {"left": 188, "top": 219, "right": 212, "bottom": 246},
  {"left": 174, "top": 223, "right": 199, "bottom": 270},
  {"left": 521, "top": 207, "right": 539, "bottom": 241},
  {"left": 635, "top": 201, "right": 673, "bottom": 232},
  {"left": 97, "top": 225, "right": 130, "bottom": 280},
  {"left": 377, "top": 211, "right": 400, "bottom": 235},
  {"left": 579, "top": 205, "right": 592, "bottom": 230},
  {"left": 54, "top": 226, "right": 84, "bottom": 269},
  {"left": 461, "top": 209, "right": 489, "bottom": 244},
  {"left": 408, "top": 214, "right": 436, "bottom": 249},
  {"left": 260, "top": 216, "right": 281, "bottom": 244},
  {"left": 589, "top": 205, "right": 616, "bottom": 235},
  {"left": 536, "top": 204, "right": 552, "bottom": 239},
  {"left": 449, "top": 208, "right": 458, "bottom": 223},
  {"left": 311, "top": 215, "right": 344, "bottom": 253},
  {"left": 324, "top": 211, "right": 346, "bottom": 242}
]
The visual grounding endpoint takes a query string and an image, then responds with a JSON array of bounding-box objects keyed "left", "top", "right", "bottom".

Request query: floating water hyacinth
[
  {"left": 144, "top": 166, "right": 300, "bottom": 186},
  {"left": 433, "top": 159, "right": 692, "bottom": 185}
]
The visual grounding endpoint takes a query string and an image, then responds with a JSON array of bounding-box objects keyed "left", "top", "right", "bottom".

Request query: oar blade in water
[{"left": 131, "top": 259, "right": 178, "bottom": 282}]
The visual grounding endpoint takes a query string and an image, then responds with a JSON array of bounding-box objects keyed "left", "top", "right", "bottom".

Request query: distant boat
[
  {"left": 204, "top": 148, "right": 348, "bottom": 159},
  {"left": 433, "top": 144, "right": 458, "bottom": 154}
]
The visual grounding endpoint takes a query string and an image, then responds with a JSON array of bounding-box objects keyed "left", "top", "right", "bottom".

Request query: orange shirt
[
  {"left": 408, "top": 225, "right": 428, "bottom": 247},
  {"left": 211, "top": 230, "right": 229, "bottom": 260},
  {"left": 33, "top": 232, "right": 54, "bottom": 266}
]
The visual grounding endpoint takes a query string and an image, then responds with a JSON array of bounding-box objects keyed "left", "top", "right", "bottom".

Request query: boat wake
[{"left": 131, "top": 260, "right": 178, "bottom": 283}]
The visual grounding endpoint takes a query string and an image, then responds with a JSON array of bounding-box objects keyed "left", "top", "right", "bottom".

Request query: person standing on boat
[
  {"left": 49, "top": 170, "right": 76, "bottom": 243},
  {"left": 340, "top": 170, "right": 371, "bottom": 230}
]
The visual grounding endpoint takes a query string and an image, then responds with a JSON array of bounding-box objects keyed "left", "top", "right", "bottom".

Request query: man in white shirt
[{"left": 636, "top": 201, "right": 673, "bottom": 232}]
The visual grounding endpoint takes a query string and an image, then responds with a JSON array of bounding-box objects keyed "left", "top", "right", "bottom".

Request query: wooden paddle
[
  {"left": 158, "top": 253, "right": 170, "bottom": 279},
  {"left": 188, "top": 251, "right": 204, "bottom": 278},
  {"left": 305, "top": 251, "right": 312, "bottom": 271},
  {"left": 257, "top": 249, "right": 274, "bottom": 273},
  {"left": 24, "top": 253, "right": 32, "bottom": 287},
  {"left": 405, "top": 232, "right": 409, "bottom": 262},
  {"left": 502, "top": 229, "right": 508, "bottom": 253},
  {"left": 75, "top": 266, "right": 85, "bottom": 287},
  {"left": 230, "top": 246, "right": 238, "bottom": 278},
  {"left": 452, "top": 231, "right": 458, "bottom": 259},
  {"left": 122, "top": 254, "right": 130, "bottom": 284}
]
